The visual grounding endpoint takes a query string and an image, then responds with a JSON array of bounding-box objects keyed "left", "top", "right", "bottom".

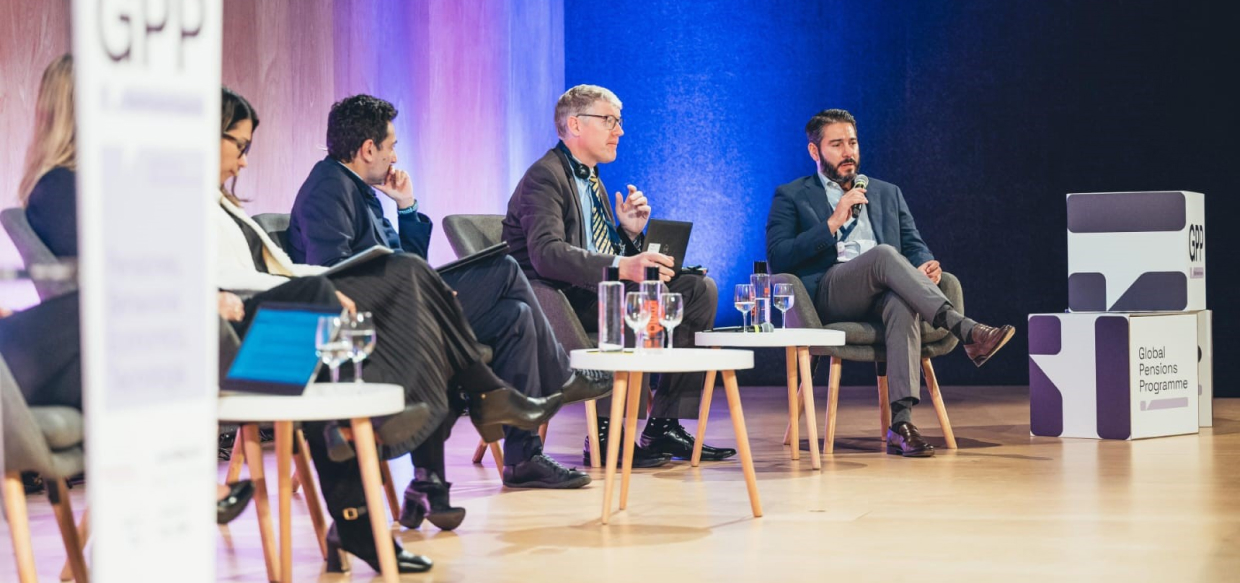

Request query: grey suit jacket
[{"left": 503, "top": 148, "right": 641, "bottom": 290}]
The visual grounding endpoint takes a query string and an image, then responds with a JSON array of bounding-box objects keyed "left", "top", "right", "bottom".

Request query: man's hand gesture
[
  {"left": 614, "top": 185, "right": 651, "bottom": 238},
  {"left": 375, "top": 167, "right": 416, "bottom": 210},
  {"left": 918, "top": 260, "right": 942, "bottom": 285}
]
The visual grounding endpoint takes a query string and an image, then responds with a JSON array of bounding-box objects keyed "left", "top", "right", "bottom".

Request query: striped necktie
[{"left": 588, "top": 173, "right": 619, "bottom": 254}]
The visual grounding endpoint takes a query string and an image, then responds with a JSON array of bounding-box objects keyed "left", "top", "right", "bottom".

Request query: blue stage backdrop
[{"left": 566, "top": 0, "right": 1239, "bottom": 391}]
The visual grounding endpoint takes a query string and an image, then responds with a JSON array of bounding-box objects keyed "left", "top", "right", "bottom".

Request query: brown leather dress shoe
[
  {"left": 886, "top": 422, "right": 935, "bottom": 457},
  {"left": 963, "top": 323, "right": 1016, "bottom": 367}
]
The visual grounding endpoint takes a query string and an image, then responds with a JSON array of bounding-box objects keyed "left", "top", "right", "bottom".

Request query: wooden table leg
[
  {"left": 349, "top": 418, "right": 399, "bottom": 583},
  {"left": 691, "top": 369, "right": 717, "bottom": 467},
  {"left": 379, "top": 460, "right": 400, "bottom": 521},
  {"left": 600, "top": 372, "right": 629, "bottom": 524},
  {"left": 798, "top": 348, "right": 821, "bottom": 470},
  {"left": 823, "top": 357, "right": 843, "bottom": 455},
  {"left": 784, "top": 347, "right": 800, "bottom": 460},
  {"left": 293, "top": 430, "right": 328, "bottom": 559},
  {"left": 721, "top": 370, "right": 763, "bottom": 517},
  {"left": 619, "top": 371, "right": 643, "bottom": 510},
  {"left": 585, "top": 399, "right": 602, "bottom": 468},
  {"left": 241, "top": 424, "right": 280, "bottom": 582},
  {"left": 275, "top": 421, "right": 294, "bottom": 583},
  {"left": 783, "top": 387, "right": 804, "bottom": 445}
]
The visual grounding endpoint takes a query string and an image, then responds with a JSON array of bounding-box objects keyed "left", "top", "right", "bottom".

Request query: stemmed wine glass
[
  {"left": 315, "top": 315, "right": 350, "bottom": 383},
  {"left": 734, "top": 284, "right": 755, "bottom": 333},
  {"left": 340, "top": 311, "right": 377, "bottom": 383},
  {"left": 773, "top": 283, "right": 795, "bottom": 329},
  {"left": 624, "top": 292, "right": 651, "bottom": 353},
  {"left": 659, "top": 293, "right": 684, "bottom": 349}
]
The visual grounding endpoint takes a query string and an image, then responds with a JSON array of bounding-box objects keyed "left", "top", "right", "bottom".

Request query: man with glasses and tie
[{"left": 503, "top": 85, "right": 733, "bottom": 468}]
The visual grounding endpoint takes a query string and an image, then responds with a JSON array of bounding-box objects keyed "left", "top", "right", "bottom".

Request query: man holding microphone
[{"left": 766, "top": 109, "right": 1014, "bottom": 458}]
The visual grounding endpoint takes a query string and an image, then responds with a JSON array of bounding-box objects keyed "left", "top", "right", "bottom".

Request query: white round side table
[
  {"left": 570, "top": 348, "right": 761, "bottom": 524},
  {"left": 695, "top": 329, "right": 845, "bottom": 470},
  {"left": 218, "top": 382, "right": 404, "bottom": 583}
]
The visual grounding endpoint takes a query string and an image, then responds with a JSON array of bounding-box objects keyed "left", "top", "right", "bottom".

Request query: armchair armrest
[
  {"left": 529, "top": 280, "right": 593, "bottom": 352},
  {"left": 771, "top": 274, "right": 822, "bottom": 328}
]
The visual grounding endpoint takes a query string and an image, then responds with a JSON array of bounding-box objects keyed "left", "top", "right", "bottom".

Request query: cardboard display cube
[
  {"left": 1067, "top": 191, "right": 1205, "bottom": 313},
  {"left": 1198, "top": 310, "right": 1213, "bottom": 427},
  {"left": 1028, "top": 312, "right": 1199, "bottom": 440}
]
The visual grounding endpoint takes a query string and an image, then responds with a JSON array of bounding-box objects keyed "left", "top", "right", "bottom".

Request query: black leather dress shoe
[
  {"left": 585, "top": 430, "right": 672, "bottom": 468},
  {"left": 886, "top": 422, "right": 935, "bottom": 457},
  {"left": 470, "top": 388, "right": 564, "bottom": 442},
  {"left": 640, "top": 424, "right": 736, "bottom": 461},
  {"left": 217, "top": 480, "right": 255, "bottom": 525},
  {"left": 964, "top": 323, "right": 1016, "bottom": 367},
  {"left": 557, "top": 373, "right": 613, "bottom": 405},
  {"left": 503, "top": 454, "right": 592, "bottom": 489}
]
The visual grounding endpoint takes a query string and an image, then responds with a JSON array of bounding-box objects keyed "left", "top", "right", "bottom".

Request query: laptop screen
[{"left": 224, "top": 303, "right": 341, "bottom": 395}]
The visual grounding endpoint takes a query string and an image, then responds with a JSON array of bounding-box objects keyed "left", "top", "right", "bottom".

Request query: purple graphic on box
[
  {"left": 1029, "top": 360, "right": 1063, "bottom": 437},
  {"left": 1141, "top": 398, "right": 1189, "bottom": 411},
  {"left": 1095, "top": 316, "right": 1131, "bottom": 440},
  {"left": 1028, "top": 316, "right": 1062, "bottom": 355},
  {"left": 1067, "top": 191, "right": 1186, "bottom": 233},
  {"left": 1108, "top": 272, "right": 1188, "bottom": 311}
]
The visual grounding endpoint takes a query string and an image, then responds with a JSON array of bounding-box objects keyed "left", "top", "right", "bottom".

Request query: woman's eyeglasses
[{"left": 221, "top": 133, "right": 251, "bottom": 158}]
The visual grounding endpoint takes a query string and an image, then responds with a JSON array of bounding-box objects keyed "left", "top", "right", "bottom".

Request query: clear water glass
[
  {"left": 315, "top": 315, "right": 350, "bottom": 382},
  {"left": 341, "top": 311, "right": 377, "bottom": 383},
  {"left": 773, "top": 283, "right": 795, "bottom": 328},
  {"left": 624, "top": 292, "right": 651, "bottom": 353},
  {"left": 734, "top": 284, "right": 754, "bottom": 332},
  {"left": 659, "top": 292, "right": 684, "bottom": 349}
]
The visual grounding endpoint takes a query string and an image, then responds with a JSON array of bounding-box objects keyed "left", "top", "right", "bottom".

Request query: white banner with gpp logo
[{"left": 74, "top": 1, "right": 220, "bottom": 580}]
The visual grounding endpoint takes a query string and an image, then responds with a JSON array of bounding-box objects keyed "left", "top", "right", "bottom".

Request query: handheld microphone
[{"left": 850, "top": 174, "right": 869, "bottom": 218}]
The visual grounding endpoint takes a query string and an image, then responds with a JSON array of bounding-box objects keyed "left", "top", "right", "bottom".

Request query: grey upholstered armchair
[
  {"left": 774, "top": 271, "right": 963, "bottom": 453},
  {"left": 2, "top": 356, "right": 89, "bottom": 583},
  {"left": 1, "top": 208, "right": 76, "bottom": 301}
]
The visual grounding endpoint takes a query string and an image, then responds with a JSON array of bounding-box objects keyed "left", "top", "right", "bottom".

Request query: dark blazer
[
  {"left": 288, "top": 156, "right": 433, "bottom": 265},
  {"left": 503, "top": 148, "right": 641, "bottom": 289},
  {"left": 766, "top": 174, "right": 934, "bottom": 301},
  {"left": 25, "top": 167, "right": 78, "bottom": 258}
]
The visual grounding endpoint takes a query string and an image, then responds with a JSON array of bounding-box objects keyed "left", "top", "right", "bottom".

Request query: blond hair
[
  {"left": 554, "top": 85, "right": 622, "bottom": 138},
  {"left": 18, "top": 55, "right": 76, "bottom": 206}
]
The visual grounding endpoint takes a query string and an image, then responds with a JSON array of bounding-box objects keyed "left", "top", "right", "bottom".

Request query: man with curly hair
[{"left": 288, "top": 95, "right": 612, "bottom": 506}]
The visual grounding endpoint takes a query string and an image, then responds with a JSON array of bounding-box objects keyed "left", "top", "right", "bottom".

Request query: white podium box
[
  {"left": 1067, "top": 191, "right": 1205, "bottom": 312},
  {"left": 1197, "top": 310, "right": 1214, "bottom": 427},
  {"left": 1028, "top": 312, "right": 1199, "bottom": 440}
]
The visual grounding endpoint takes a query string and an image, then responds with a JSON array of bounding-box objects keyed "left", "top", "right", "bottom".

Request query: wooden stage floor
[{"left": 5, "top": 385, "right": 1238, "bottom": 582}]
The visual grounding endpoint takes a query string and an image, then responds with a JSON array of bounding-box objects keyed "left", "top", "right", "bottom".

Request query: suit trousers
[
  {"left": 441, "top": 254, "right": 572, "bottom": 463},
  {"left": 566, "top": 273, "right": 718, "bottom": 420},
  {"left": 814, "top": 244, "right": 951, "bottom": 403}
]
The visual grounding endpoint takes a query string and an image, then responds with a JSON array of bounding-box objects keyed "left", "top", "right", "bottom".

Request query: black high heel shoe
[
  {"left": 217, "top": 480, "right": 255, "bottom": 525},
  {"left": 324, "top": 511, "right": 433, "bottom": 574},
  {"left": 399, "top": 469, "right": 466, "bottom": 531},
  {"left": 469, "top": 387, "right": 562, "bottom": 443}
]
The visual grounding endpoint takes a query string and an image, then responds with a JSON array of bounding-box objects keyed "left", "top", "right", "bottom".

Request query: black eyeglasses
[
  {"left": 575, "top": 113, "right": 623, "bottom": 131},
  {"left": 221, "top": 133, "right": 251, "bottom": 158}
]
